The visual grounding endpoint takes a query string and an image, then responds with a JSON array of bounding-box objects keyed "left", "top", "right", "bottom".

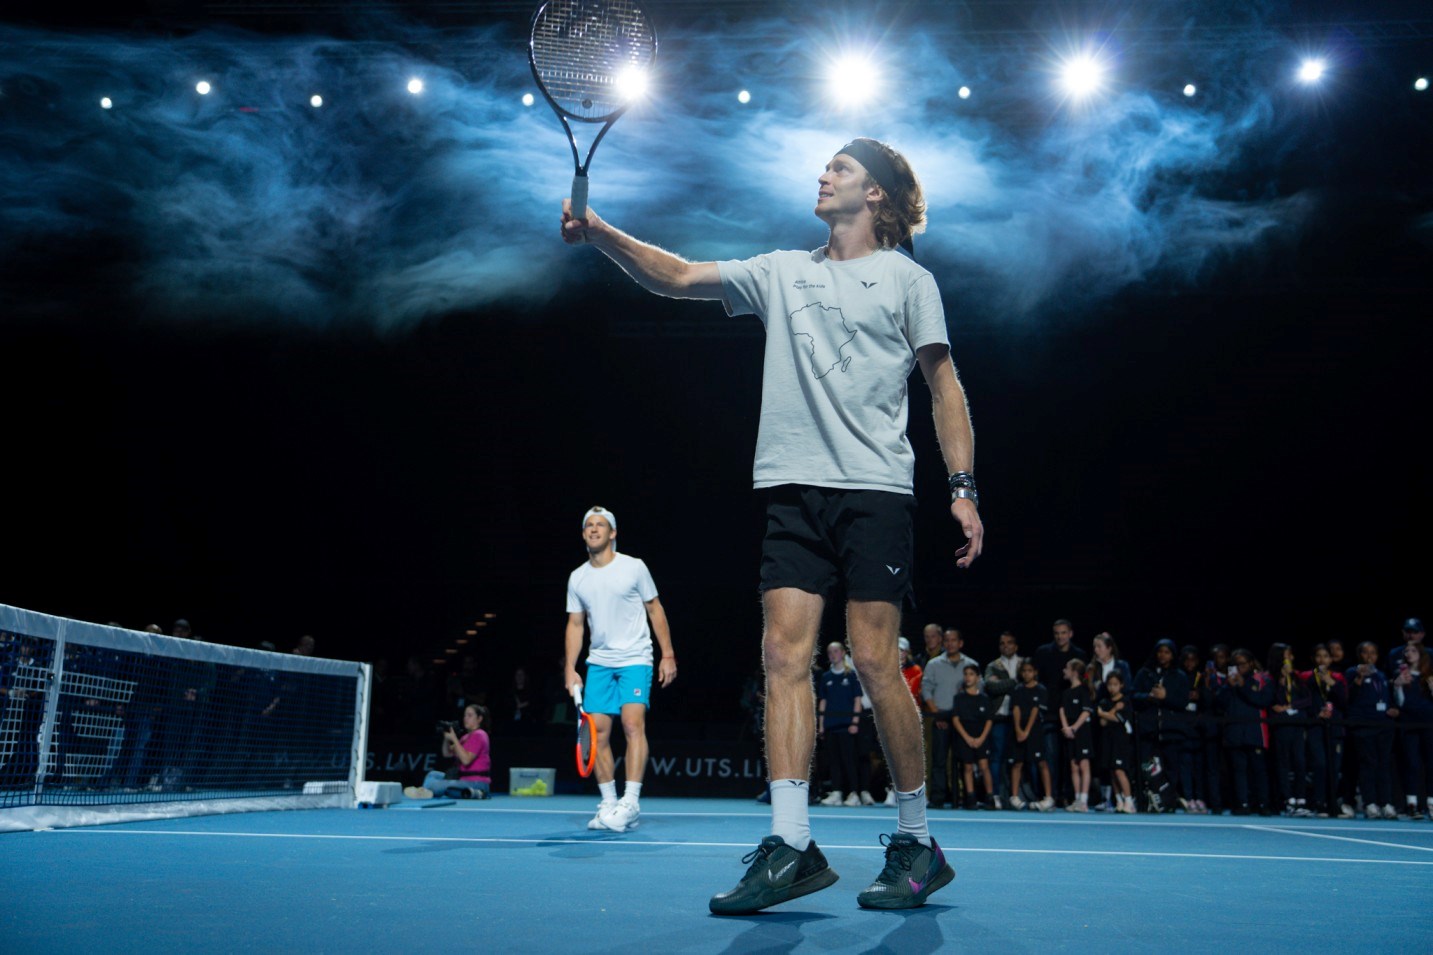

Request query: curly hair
[{"left": 849, "top": 138, "right": 927, "bottom": 250}]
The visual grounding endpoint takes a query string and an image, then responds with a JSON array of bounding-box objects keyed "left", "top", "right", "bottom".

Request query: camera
[{"left": 437, "top": 719, "right": 461, "bottom": 735}]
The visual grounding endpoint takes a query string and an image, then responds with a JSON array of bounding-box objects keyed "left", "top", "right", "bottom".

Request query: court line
[
  {"left": 46, "top": 828, "right": 1433, "bottom": 865},
  {"left": 1244, "top": 824, "right": 1433, "bottom": 854},
  {"left": 399, "top": 805, "right": 1433, "bottom": 835}
]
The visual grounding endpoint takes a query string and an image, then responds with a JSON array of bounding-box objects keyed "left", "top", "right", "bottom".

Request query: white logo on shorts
[
  {"left": 634, "top": 688, "right": 642, "bottom": 696},
  {"left": 886, "top": 565, "right": 902, "bottom": 575}
]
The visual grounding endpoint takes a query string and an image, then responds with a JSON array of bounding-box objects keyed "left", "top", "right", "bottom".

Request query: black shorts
[
  {"left": 1009, "top": 733, "right": 1046, "bottom": 766},
  {"left": 759, "top": 485, "right": 916, "bottom": 605},
  {"left": 1068, "top": 727, "right": 1093, "bottom": 761},
  {"left": 1100, "top": 727, "right": 1133, "bottom": 772},
  {"left": 956, "top": 737, "right": 989, "bottom": 763}
]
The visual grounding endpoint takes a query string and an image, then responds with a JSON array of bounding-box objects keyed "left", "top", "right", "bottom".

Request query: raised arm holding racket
[
  {"left": 564, "top": 505, "right": 676, "bottom": 834},
  {"left": 529, "top": 0, "right": 656, "bottom": 221}
]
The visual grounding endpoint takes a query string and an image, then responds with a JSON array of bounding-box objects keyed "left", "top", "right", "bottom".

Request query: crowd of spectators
[{"left": 811, "top": 616, "right": 1433, "bottom": 820}]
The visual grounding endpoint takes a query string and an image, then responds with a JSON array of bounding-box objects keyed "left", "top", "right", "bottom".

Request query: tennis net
[{"left": 0, "top": 603, "right": 370, "bottom": 831}]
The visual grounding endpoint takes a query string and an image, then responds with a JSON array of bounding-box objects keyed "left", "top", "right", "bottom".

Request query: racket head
[
  {"left": 575, "top": 710, "right": 597, "bottom": 777},
  {"left": 529, "top": 0, "right": 657, "bottom": 123}
]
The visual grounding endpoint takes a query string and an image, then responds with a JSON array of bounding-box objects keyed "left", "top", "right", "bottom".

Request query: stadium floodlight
[
  {"left": 310, "top": 94, "right": 323, "bottom": 108},
  {"left": 1183, "top": 84, "right": 1197, "bottom": 98},
  {"left": 738, "top": 89, "right": 751, "bottom": 104},
  {"left": 958, "top": 86, "right": 971, "bottom": 100},
  {"left": 1416, "top": 77, "right": 1429, "bottom": 92},
  {"left": 522, "top": 92, "right": 535, "bottom": 106},
  {"left": 1298, "top": 58, "right": 1326, "bottom": 84},
  {"left": 828, "top": 53, "right": 880, "bottom": 108},
  {"left": 407, "top": 77, "right": 424, "bottom": 95},
  {"left": 1059, "top": 53, "right": 1106, "bottom": 99},
  {"left": 195, "top": 80, "right": 212, "bottom": 95},
  {"left": 100, "top": 96, "right": 113, "bottom": 109}
]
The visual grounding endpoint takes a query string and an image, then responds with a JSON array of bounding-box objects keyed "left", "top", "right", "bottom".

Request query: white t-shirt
[
  {"left": 566, "top": 553, "right": 660, "bottom": 667},
  {"left": 717, "top": 247, "right": 950, "bottom": 494}
]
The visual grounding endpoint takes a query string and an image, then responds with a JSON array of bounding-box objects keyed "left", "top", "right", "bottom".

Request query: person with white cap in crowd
[{"left": 564, "top": 506, "right": 677, "bottom": 833}]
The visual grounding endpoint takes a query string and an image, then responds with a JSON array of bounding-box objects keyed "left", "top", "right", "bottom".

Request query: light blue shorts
[{"left": 585, "top": 664, "right": 653, "bottom": 715}]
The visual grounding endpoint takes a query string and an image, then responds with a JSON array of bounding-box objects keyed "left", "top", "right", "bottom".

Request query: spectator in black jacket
[
  {"left": 1178, "top": 645, "right": 1216, "bottom": 814},
  {"left": 1133, "top": 639, "right": 1192, "bottom": 808},
  {"left": 1266, "top": 643, "right": 1314, "bottom": 816},
  {"left": 1391, "top": 642, "right": 1433, "bottom": 820},
  {"left": 1346, "top": 641, "right": 1397, "bottom": 819},
  {"left": 1217, "top": 648, "right": 1272, "bottom": 815},
  {"left": 1301, "top": 643, "right": 1349, "bottom": 817}
]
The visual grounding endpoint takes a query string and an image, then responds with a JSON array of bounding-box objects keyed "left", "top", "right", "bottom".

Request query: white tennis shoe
[
  {"left": 600, "top": 797, "right": 641, "bottom": 832},
  {"left": 588, "top": 799, "right": 619, "bottom": 830}
]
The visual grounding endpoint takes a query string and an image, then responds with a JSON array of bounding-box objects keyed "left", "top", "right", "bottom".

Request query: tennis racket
[
  {"left": 528, "top": 0, "right": 658, "bottom": 219},
  {"left": 572, "top": 682, "right": 597, "bottom": 777}
]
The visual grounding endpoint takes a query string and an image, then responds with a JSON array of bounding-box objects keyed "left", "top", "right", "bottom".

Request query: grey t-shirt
[{"left": 717, "top": 247, "right": 949, "bottom": 494}]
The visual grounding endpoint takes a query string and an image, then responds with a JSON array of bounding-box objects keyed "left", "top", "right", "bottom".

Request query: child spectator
[
  {"left": 1060, "top": 659, "right": 1094, "bottom": 812},
  {"left": 1097, "top": 670, "right": 1137, "bottom": 812},
  {"left": 1392, "top": 643, "right": 1433, "bottom": 819},
  {"left": 952, "top": 663, "right": 996, "bottom": 809},
  {"left": 1267, "top": 642, "right": 1314, "bottom": 816},
  {"left": 1301, "top": 643, "right": 1349, "bottom": 817},
  {"left": 1217, "top": 649, "right": 1272, "bottom": 815},
  {"left": 1009, "top": 659, "right": 1054, "bottom": 811},
  {"left": 1346, "top": 641, "right": 1397, "bottom": 819}
]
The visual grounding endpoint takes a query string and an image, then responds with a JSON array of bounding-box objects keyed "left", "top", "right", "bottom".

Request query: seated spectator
[{"left": 406, "top": 704, "right": 491, "bottom": 799}]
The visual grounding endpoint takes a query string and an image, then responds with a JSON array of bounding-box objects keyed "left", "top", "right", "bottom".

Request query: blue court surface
[{"left": 5, "top": 796, "right": 1431, "bottom": 953}]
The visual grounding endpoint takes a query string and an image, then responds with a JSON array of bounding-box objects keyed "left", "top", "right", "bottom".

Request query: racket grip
[
  {"left": 571, "top": 682, "right": 583, "bottom": 708},
  {"left": 570, "top": 173, "right": 589, "bottom": 221}
]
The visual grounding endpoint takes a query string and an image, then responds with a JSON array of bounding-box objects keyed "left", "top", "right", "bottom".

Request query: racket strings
[{"left": 532, "top": 0, "right": 654, "bottom": 119}]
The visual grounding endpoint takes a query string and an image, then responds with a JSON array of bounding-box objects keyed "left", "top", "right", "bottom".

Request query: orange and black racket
[{"left": 572, "top": 682, "right": 597, "bottom": 777}]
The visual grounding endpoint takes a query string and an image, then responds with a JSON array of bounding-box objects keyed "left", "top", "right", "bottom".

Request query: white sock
[
  {"left": 896, "top": 784, "right": 931, "bottom": 847},
  {"left": 623, "top": 781, "right": 642, "bottom": 803},
  {"left": 598, "top": 781, "right": 617, "bottom": 803},
  {"left": 769, "top": 780, "right": 812, "bottom": 851},
  {"left": 1077, "top": 791, "right": 1089, "bottom": 805}
]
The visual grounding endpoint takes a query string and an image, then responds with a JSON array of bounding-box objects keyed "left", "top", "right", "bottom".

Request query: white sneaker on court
[
  {"left": 1036, "top": 796, "right": 1055, "bottom": 812},
  {"left": 1009, "top": 794, "right": 1026, "bottom": 810},
  {"left": 588, "top": 799, "right": 618, "bottom": 829},
  {"left": 883, "top": 789, "right": 898, "bottom": 807},
  {"left": 600, "top": 798, "right": 640, "bottom": 832},
  {"left": 403, "top": 786, "right": 434, "bottom": 800},
  {"left": 819, "top": 790, "right": 844, "bottom": 807},
  {"left": 859, "top": 791, "right": 876, "bottom": 806},
  {"left": 843, "top": 791, "right": 863, "bottom": 807}
]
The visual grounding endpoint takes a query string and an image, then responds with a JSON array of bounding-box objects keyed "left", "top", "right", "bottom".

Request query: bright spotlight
[
  {"left": 1416, "top": 77, "right": 1429, "bottom": 92},
  {"left": 521, "top": 92, "right": 534, "bottom": 107},
  {"left": 310, "top": 94, "right": 323, "bottom": 108},
  {"left": 1298, "top": 58, "right": 1326, "bottom": 84},
  {"left": 737, "top": 89, "right": 751, "bottom": 104},
  {"left": 828, "top": 54, "right": 880, "bottom": 108},
  {"left": 407, "top": 77, "right": 424, "bottom": 95},
  {"left": 195, "top": 81, "right": 212, "bottom": 95},
  {"left": 614, "top": 66, "right": 650, "bottom": 102},
  {"left": 958, "top": 86, "right": 971, "bottom": 100},
  {"left": 1183, "top": 83, "right": 1197, "bottom": 98},
  {"left": 1059, "top": 54, "right": 1105, "bottom": 99},
  {"left": 100, "top": 96, "right": 113, "bottom": 109}
]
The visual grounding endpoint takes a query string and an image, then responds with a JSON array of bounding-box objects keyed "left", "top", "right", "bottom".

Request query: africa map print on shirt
[{"left": 789, "top": 303, "right": 857, "bottom": 379}]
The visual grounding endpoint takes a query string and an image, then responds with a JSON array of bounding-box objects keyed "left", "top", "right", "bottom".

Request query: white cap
[
  {"left": 898, "top": 637, "right": 911, "bottom": 652},
  {"left": 582, "top": 506, "right": 616, "bottom": 530}
]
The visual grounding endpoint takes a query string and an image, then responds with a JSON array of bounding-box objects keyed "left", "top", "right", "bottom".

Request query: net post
[
  {"left": 32, "top": 617, "right": 68, "bottom": 795},
  {"left": 351, "top": 661, "right": 373, "bottom": 800}
]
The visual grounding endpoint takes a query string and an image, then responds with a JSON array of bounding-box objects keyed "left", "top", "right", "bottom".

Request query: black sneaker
[
  {"left": 708, "top": 836, "right": 839, "bottom": 915},
  {"left": 856, "top": 833, "right": 956, "bottom": 910}
]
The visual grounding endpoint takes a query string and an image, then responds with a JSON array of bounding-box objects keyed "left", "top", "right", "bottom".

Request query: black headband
[{"left": 835, "top": 139, "right": 914, "bottom": 257}]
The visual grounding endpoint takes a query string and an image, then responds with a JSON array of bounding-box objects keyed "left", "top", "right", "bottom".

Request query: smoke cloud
[{"left": 0, "top": 7, "right": 1361, "bottom": 330}]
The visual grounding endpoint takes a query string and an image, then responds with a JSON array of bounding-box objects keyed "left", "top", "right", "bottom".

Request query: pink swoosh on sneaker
[{"left": 907, "top": 877, "right": 926, "bottom": 893}]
